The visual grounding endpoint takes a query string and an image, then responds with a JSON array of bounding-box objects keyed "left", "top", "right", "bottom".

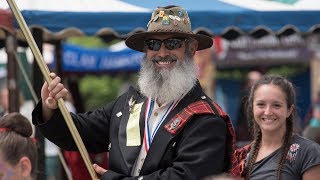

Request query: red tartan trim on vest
[
  {"left": 230, "top": 144, "right": 251, "bottom": 177},
  {"left": 212, "top": 101, "right": 237, "bottom": 173},
  {"left": 212, "top": 101, "right": 237, "bottom": 167},
  {"left": 212, "top": 101, "right": 228, "bottom": 116},
  {"left": 164, "top": 100, "right": 214, "bottom": 135},
  {"left": 164, "top": 100, "right": 237, "bottom": 172}
]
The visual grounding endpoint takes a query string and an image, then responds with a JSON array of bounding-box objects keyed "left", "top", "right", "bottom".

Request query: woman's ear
[
  {"left": 287, "top": 105, "right": 294, "bottom": 118},
  {"left": 18, "top": 156, "right": 32, "bottom": 178}
]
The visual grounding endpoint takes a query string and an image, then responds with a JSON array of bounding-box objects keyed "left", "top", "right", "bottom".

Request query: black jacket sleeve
[{"left": 32, "top": 98, "right": 116, "bottom": 153}]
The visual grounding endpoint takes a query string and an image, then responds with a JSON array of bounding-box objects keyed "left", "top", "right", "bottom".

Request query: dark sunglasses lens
[
  {"left": 164, "top": 38, "right": 183, "bottom": 50},
  {"left": 145, "top": 39, "right": 162, "bottom": 51}
]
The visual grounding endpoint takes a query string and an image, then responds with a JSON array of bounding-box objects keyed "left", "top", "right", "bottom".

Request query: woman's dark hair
[
  {"left": 0, "top": 112, "right": 38, "bottom": 179},
  {"left": 245, "top": 75, "right": 298, "bottom": 180}
]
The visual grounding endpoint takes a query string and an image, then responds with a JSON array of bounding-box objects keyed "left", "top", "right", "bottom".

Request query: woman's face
[
  {"left": 0, "top": 154, "right": 18, "bottom": 180},
  {"left": 253, "top": 84, "right": 293, "bottom": 135},
  {"left": 0, "top": 153, "right": 32, "bottom": 180}
]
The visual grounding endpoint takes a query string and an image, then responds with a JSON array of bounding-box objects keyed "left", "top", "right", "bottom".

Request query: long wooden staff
[
  {"left": 6, "top": 0, "right": 97, "bottom": 179},
  {"left": 13, "top": 52, "right": 73, "bottom": 180}
]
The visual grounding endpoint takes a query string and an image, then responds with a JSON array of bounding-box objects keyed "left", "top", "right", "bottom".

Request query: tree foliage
[{"left": 78, "top": 74, "right": 138, "bottom": 111}]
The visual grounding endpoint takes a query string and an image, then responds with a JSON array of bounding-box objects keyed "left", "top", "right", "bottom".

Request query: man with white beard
[{"left": 32, "top": 5, "right": 235, "bottom": 180}]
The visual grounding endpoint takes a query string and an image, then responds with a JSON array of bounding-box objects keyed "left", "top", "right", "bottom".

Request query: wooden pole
[
  {"left": 5, "top": 0, "right": 97, "bottom": 179},
  {"left": 5, "top": 33, "right": 19, "bottom": 113}
]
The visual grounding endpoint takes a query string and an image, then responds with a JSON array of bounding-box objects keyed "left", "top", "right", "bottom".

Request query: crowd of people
[{"left": 1, "top": 4, "right": 320, "bottom": 180}]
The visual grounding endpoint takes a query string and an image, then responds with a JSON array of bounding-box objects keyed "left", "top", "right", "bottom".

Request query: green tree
[{"left": 79, "top": 74, "right": 138, "bottom": 111}]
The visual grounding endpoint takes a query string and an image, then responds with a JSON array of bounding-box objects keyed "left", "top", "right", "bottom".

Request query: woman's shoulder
[
  {"left": 289, "top": 134, "right": 320, "bottom": 156},
  {"left": 289, "top": 134, "right": 320, "bottom": 173},
  {"left": 292, "top": 134, "right": 320, "bottom": 146}
]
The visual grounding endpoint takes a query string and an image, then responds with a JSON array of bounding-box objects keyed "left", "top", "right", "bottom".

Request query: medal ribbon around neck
[{"left": 143, "top": 98, "right": 180, "bottom": 153}]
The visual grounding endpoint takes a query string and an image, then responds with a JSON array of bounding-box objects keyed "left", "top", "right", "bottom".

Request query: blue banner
[{"left": 62, "top": 43, "right": 144, "bottom": 72}]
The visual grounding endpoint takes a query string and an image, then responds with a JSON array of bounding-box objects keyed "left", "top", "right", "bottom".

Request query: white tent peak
[{"left": 1, "top": 0, "right": 150, "bottom": 12}]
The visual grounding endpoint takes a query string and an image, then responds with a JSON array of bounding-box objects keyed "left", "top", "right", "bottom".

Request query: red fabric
[
  {"left": 165, "top": 100, "right": 214, "bottom": 135},
  {"left": 212, "top": 101, "right": 237, "bottom": 173},
  {"left": 63, "top": 151, "right": 108, "bottom": 180},
  {"left": 0, "top": 10, "right": 14, "bottom": 32},
  {"left": 0, "top": 127, "right": 10, "bottom": 132},
  {"left": 230, "top": 144, "right": 251, "bottom": 177}
]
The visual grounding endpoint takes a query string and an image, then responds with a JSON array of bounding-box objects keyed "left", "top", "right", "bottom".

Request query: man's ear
[
  {"left": 18, "top": 156, "right": 32, "bottom": 178},
  {"left": 191, "top": 40, "right": 198, "bottom": 56}
]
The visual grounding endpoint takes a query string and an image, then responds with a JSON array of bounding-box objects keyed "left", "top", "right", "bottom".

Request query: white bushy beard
[{"left": 138, "top": 53, "right": 197, "bottom": 105}]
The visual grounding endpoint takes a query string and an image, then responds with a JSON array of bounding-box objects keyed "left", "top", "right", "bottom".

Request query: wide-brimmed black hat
[{"left": 125, "top": 5, "right": 213, "bottom": 52}]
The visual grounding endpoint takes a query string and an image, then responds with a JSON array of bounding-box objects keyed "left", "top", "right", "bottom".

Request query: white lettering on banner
[
  {"left": 237, "top": 49, "right": 298, "bottom": 60},
  {"left": 100, "top": 53, "right": 143, "bottom": 69},
  {"left": 79, "top": 54, "right": 98, "bottom": 69},
  {"left": 63, "top": 51, "right": 79, "bottom": 67},
  {"left": 213, "top": 34, "right": 311, "bottom": 64},
  {"left": 62, "top": 43, "right": 144, "bottom": 71},
  {"left": 100, "top": 55, "right": 129, "bottom": 68},
  {"left": 226, "top": 34, "right": 304, "bottom": 49}
]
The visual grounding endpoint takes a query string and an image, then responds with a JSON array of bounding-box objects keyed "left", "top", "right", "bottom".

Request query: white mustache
[{"left": 152, "top": 55, "right": 177, "bottom": 63}]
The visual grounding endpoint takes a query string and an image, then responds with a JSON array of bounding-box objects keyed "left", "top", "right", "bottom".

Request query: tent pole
[
  {"left": 5, "top": 33, "right": 19, "bottom": 113},
  {"left": 13, "top": 50, "right": 73, "bottom": 180},
  {"left": 5, "top": 0, "right": 97, "bottom": 179}
]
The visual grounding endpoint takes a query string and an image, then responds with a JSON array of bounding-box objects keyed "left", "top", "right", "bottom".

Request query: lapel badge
[
  {"left": 172, "top": 142, "right": 176, "bottom": 148},
  {"left": 169, "top": 118, "right": 181, "bottom": 130},
  {"left": 128, "top": 96, "right": 136, "bottom": 114},
  {"left": 116, "top": 111, "right": 122, "bottom": 117}
]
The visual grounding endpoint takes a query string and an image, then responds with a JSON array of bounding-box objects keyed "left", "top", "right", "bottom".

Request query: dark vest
[{"left": 164, "top": 100, "right": 236, "bottom": 171}]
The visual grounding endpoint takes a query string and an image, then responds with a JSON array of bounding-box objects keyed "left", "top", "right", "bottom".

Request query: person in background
[
  {"left": 302, "top": 91, "right": 320, "bottom": 127},
  {"left": 32, "top": 5, "right": 235, "bottom": 180},
  {"left": 231, "top": 75, "right": 320, "bottom": 180},
  {"left": 236, "top": 70, "right": 263, "bottom": 147},
  {"left": 0, "top": 112, "right": 38, "bottom": 180},
  {"left": 302, "top": 99, "right": 320, "bottom": 144}
]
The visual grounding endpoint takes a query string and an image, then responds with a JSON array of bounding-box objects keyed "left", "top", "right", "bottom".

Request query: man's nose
[{"left": 157, "top": 43, "right": 170, "bottom": 57}]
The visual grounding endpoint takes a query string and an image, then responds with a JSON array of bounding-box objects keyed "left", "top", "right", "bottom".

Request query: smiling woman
[{"left": 231, "top": 75, "right": 320, "bottom": 180}]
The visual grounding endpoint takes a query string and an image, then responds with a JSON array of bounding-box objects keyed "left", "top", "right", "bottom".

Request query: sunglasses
[{"left": 144, "top": 38, "right": 185, "bottom": 51}]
